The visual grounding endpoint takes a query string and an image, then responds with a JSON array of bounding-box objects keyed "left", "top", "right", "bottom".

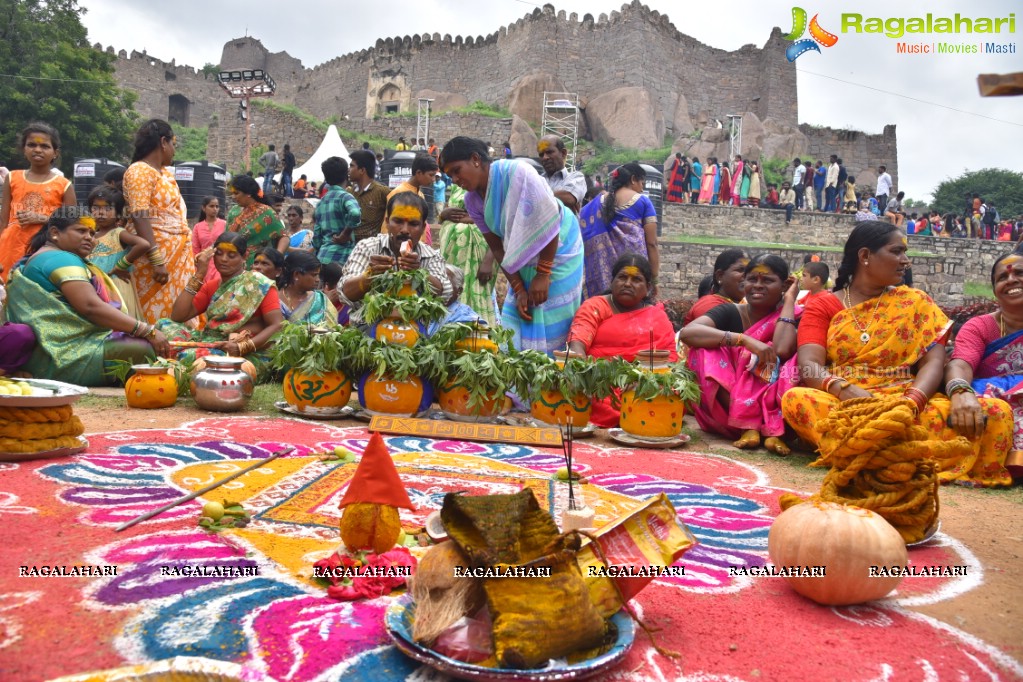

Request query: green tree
[
  {"left": 0, "top": 0, "right": 138, "bottom": 174},
  {"left": 931, "top": 168, "right": 1023, "bottom": 218},
  {"left": 201, "top": 63, "right": 219, "bottom": 80}
]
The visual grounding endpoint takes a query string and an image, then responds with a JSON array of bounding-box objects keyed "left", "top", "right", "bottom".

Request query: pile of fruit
[
  {"left": 0, "top": 378, "right": 50, "bottom": 397},
  {"left": 0, "top": 404, "right": 85, "bottom": 454},
  {"left": 198, "top": 499, "right": 251, "bottom": 531}
]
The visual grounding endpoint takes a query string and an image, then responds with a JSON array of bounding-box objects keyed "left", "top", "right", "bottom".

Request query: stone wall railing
[{"left": 657, "top": 204, "right": 1007, "bottom": 306}]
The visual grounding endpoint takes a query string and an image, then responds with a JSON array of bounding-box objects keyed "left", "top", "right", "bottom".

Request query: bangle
[
  {"left": 536, "top": 258, "right": 554, "bottom": 276},
  {"left": 945, "top": 379, "right": 975, "bottom": 396},
  {"left": 734, "top": 333, "right": 744, "bottom": 348},
  {"left": 115, "top": 256, "right": 132, "bottom": 271},
  {"left": 147, "top": 247, "right": 167, "bottom": 266},
  {"left": 904, "top": 386, "right": 928, "bottom": 412},
  {"left": 237, "top": 339, "right": 256, "bottom": 355},
  {"left": 778, "top": 317, "right": 797, "bottom": 325},
  {"left": 511, "top": 279, "right": 526, "bottom": 295},
  {"left": 130, "top": 320, "right": 142, "bottom": 337},
  {"left": 184, "top": 286, "right": 199, "bottom": 296},
  {"left": 720, "top": 331, "right": 732, "bottom": 348},
  {"left": 145, "top": 324, "right": 158, "bottom": 339}
]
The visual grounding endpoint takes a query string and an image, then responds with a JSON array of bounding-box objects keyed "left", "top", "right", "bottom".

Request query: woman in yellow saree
[{"left": 781, "top": 220, "right": 1013, "bottom": 487}]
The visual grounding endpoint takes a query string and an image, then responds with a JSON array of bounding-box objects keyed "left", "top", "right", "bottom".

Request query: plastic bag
[{"left": 433, "top": 606, "right": 493, "bottom": 663}]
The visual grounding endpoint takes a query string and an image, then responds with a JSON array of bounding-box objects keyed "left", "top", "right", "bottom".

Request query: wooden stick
[{"left": 114, "top": 447, "right": 294, "bottom": 532}]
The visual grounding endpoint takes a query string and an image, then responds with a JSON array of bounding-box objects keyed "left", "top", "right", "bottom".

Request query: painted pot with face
[
  {"left": 358, "top": 373, "right": 433, "bottom": 416},
  {"left": 125, "top": 365, "right": 178, "bottom": 409},
  {"left": 372, "top": 317, "right": 423, "bottom": 348}
]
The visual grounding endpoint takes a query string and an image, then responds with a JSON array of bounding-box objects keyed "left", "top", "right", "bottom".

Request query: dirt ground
[{"left": 74, "top": 396, "right": 1023, "bottom": 664}]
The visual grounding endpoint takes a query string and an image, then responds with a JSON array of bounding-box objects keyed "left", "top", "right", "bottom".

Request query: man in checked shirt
[
  {"left": 312, "top": 156, "right": 362, "bottom": 268},
  {"left": 339, "top": 192, "right": 452, "bottom": 329}
]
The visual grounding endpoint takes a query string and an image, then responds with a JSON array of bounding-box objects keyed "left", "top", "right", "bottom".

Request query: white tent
[{"left": 283, "top": 124, "right": 351, "bottom": 186}]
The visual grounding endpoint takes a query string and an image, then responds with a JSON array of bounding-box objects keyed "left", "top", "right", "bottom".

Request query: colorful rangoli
[{"left": 0, "top": 416, "right": 1019, "bottom": 681}]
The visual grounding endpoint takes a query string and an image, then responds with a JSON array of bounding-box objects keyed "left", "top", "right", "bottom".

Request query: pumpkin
[
  {"left": 768, "top": 500, "right": 908, "bottom": 605},
  {"left": 192, "top": 356, "right": 257, "bottom": 383},
  {"left": 339, "top": 502, "right": 402, "bottom": 554},
  {"left": 436, "top": 381, "right": 503, "bottom": 422}
]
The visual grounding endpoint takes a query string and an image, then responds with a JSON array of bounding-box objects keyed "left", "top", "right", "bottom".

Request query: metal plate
[
  {"left": 385, "top": 593, "right": 634, "bottom": 681},
  {"left": 0, "top": 378, "right": 89, "bottom": 407},
  {"left": 274, "top": 401, "right": 355, "bottom": 420},
  {"left": 607, "top": 428, "right": 690, "bottom": 449},
  {"left": 0, "top": 437, "right": 88, "bottom": 462}
]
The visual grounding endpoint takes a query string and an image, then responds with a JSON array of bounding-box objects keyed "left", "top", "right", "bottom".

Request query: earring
[{"left": 864, "top": 260, "right": 868, "bottom": 265}]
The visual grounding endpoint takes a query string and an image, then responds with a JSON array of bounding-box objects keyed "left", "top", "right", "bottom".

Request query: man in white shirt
[
  {"left": 824, "top": 154, "right": 840, "bottom": 212},
  {"left": 537, "top": 135, "right": 586, "bottom": 213},
  {"left": 875, "top": 165, "right": 893, "bottom": 211},
  {"left": 791, "top": 158, "right": 806, "bottom": 210}
]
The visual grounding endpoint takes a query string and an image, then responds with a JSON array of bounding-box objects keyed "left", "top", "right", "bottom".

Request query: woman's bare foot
[
  {"left": 764, "top": 436, "right": 791, "bottom": 456},
  {"left": 733, "top": 429, "right": 760, "bottom": 449}
]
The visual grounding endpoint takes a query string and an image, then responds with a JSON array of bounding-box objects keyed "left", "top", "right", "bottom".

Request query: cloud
[{"left": 79, "top": 0, "right": 1022, "bottom": 201}]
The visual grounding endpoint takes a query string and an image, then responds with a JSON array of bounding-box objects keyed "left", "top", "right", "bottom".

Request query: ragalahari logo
[{"left": 783, "top": 7, "right": 839, "bottom": 61}]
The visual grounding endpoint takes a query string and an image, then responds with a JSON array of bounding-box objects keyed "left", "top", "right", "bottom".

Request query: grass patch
[
  {"left": 579, "top": 138, "right": 673, "bottom": 177},
  {"left": 666, "top": 235, "right": 935, "bottom": 259},
  {"left": 174, "top": 125, "right": 208, "bottom": 161},
  {"left": 964, "top": 281, "right": 994, "bottom": 299},
  {"left": 250, "top": 383, "right": 283, "bottom": 416},
  {"left": 253, "top": 100, "right": 328, "bottom": 133},
  {"left": 77, "top": 393, "right": 122, "bottom": 409}
]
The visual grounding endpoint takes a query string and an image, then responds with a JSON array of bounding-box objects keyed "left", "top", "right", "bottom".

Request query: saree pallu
[
  {"left": 482, "top": 160, "right": 583, "bottom": 354},
  {"left": 688, "top": 308, "right": 800, "bottom": 439},
  {"left": 717, "top": 168, "right": 731, "bottom": 205},
  {"left": 739, "top": 172, "right": 751, "bottom": 204},
  {"left": 226, "top": 204, "right": 285, "bottom": 266},
  {"left": 6, "top": 252, "right": 154, "bottom": 385},
  {"left": 781, "top": 287, "right": 1013, "bottom": 487},
  {"left": 570, "top": 298, "right": 678, "bottom": 427},
  {"left": 665, "top": 161, "right": 687, "bottom": 202},
  {"left": 697, "top": 165, "right": 716, "bottom": 203},
  {"left": 578, "top": 194, "right": 652, "bottom": 299},
  {"left": 957, "top": 316, "right": 1023, "bottom": 458},
  {"left": 124, "top": 163, "right": 196, "bottom": 325},
  {"left": 87, "top": 228, "right": 142, "bottom": 320},
  {"left": 282, "top": 289, "right": 338, "bottom": 326},
  {"left": 731, "top": 161, "right": 744, "bottom": 204},
  {"left": 440, "top": 185, "right": 498, "bottom": 326},
  {"left": 157, "top": 271, "right": 276, "bottom": 377}
]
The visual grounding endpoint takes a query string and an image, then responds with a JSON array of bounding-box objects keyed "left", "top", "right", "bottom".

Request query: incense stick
[{"left": 114, "top": 447, "right": 294, "bottom": 532}]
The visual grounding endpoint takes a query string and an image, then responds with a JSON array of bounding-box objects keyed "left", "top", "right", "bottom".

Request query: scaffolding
[
  {"left": 726, "top": 114, "right": 743, "bottom": 162},
  {"left": 416, "top": 98, "right": 433, "bottom": 149},
  {"left": 541, "top": 92, "right": 580, "bottom": 169}
]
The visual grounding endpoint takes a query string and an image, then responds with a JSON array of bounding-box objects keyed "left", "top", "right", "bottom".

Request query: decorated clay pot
[
  {"left": 619, "top": 390, "right": 685, "bottom": 439},
  {"left": 454, "top": 322, "right": 499, "bottom": 354},
  {"left": 283, "top": 369, "right": 352, "bottom": 412},
  {"left": 437, "top": 380, "right": 503, "bottom": 422},
  {"left": 633, "top": 349, "right": 672, "bottom": 373},
  {"left": 531, "top": 390, "right": 592, "bottom": 428},
  {"left": 358, "top": 373, "right": 433, "bottom": 416},
  {"left": 190, "top": 356, "right": 254, "bottom": 412},
  {"left": 397, "top": 282, "right": 416, "bottom": 298},
  {"left": 125, "top": 365, "right": 178, "bottom": 409},
  {"left": 373, "top": 317, "right": 420, "bottom": 348}
]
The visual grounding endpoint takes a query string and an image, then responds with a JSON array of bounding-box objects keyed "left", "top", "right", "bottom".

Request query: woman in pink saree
[
  {"left": 697, "top": 157, "right": 717, "bottom": 204},
  {"left": 568, "top": 254, "right": 677, "bottom": 427},
  {"left": 946, "top": 251, "right": 1023, "bottom": 477},
  {"left": 678, "top": 254, "right": 801, "bottom": 455}
]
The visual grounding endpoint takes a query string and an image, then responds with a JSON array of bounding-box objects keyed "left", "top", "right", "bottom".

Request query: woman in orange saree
[{"left": 781, "top": 221, "right": 1013, "bottom": 487}]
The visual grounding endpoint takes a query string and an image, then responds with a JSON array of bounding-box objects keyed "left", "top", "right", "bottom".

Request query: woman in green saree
[
  {"left": 437, "top": 183, "right": 498, "bottom": 326},
  {"left": 278, "top": 251, "right": 338, "bottom": 325},
  {"left": 5, "top": 210, "right": 169, "bottom": 385},
  {"left": 225, "top": 175, "right": 285, "bottom": 267},
  {"left": 157, "top": 232, "right": 284, "bottom": 377}
]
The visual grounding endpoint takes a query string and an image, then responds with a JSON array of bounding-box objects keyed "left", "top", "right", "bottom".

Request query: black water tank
[
  {"left": 174, "top": 161, "right": 227, "bottom": 221},
  {"left": 377, "top": 152, "right": 442, "bottom": 222},
  {"left": 606, "top": 163, "right": 664, "bottom": 235},
  {"left": 72, "top": 159, "right": 125, "bottom": 202}
]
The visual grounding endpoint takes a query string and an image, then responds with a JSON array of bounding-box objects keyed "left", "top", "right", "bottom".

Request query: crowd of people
[{"left": 0, "top": 118, "right": 1020, "bottom": 488}]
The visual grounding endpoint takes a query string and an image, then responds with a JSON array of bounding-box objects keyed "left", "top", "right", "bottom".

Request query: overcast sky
[{"left": 79, "top": 0, "right": 1021, "bottom": 202}]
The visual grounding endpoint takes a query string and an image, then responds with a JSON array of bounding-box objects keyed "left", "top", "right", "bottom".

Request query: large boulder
[
  {"left": 671, "top": 93, "right": 695, "bottom": 136},
  {"left": 507, "top": 72, "right": 564, "bottom": 126},
  {"left": 415, "top": 89, "right": 468, "bottom": 113},
  {"left": 508, "top": 115, "right": 539, "bottom": 157},
  {"left": 586, "top": 87, "right": 665, "bottom": 149},
  {"left": 760, "top": 129, "right": 809, "bottom": 162}
]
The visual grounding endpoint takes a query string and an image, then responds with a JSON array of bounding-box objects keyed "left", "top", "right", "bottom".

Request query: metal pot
[{"left": 190, "top": 356, "right": 254, "bottom": 412}]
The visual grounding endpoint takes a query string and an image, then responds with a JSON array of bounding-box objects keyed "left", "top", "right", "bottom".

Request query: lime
[{"left": 202, "top": 501, "right": 225, "bottom": 521}]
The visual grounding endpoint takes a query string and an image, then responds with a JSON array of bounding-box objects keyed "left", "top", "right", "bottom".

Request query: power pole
[{"left": 217, "top": 69, "right": 276, "bottom": 173}]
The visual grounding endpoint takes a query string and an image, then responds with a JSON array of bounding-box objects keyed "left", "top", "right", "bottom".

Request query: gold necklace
[{"left": 844, "top": 286, "right": 887, "bottom": 344}]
